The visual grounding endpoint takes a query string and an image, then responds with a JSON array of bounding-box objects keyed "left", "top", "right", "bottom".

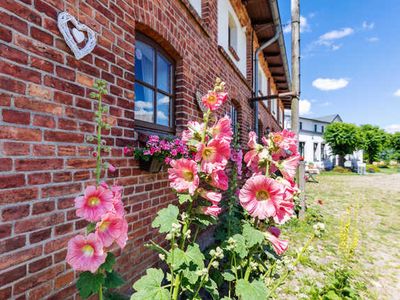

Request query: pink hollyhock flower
[
  {"left": 182, "top": 121, "right": 205, "bottom": 144},
  {"left": 196, "top": 139, "right": 230, "bottom": 174},
  {"left": 75, "top": 186, "right": 114, "bottom": 222},
  {"left": 199, "top": 189, "right": 222, "bottom": 205},
  {"left": 108, "top": 163, "right": 116, "bottom": 173},
  {"left": 277, "top": 154, "right": 301, "bottom": 181},
  {"left": 201, "top": 91, "right": 228, "bottom": 111},
  {"left": 244, "top": 132, "right": 264, "bottom": 173},
  {"left": 209, "top": 169, "right": 229, "bottom": 191},
  {"left": 265, "top": 227, "right": 288, "bottom": 255},
  {"left": 202, "top": 204, "right": 222, "bottom": 217},
  {"left": 247, "top": 131, "right": 259, "bottom": 149},
  {"left": 270, "top": 130, "right": 298, "bottom": 159},
  {"left": 168, "top": 158, "right": 199, "bottom": 195},
  {"left": 123, "top": 146, "right": 132, "bottom": 155},
  {"left": 111, "top": 185, "right": 125, "bottom": 217},
  {"left": 96, "top": 212, "right": 128, "bottom": 249},
  {"left": 239, "top": 175, "right": 284, "bottom": 220},
  {"left": 211, "top": 116, "right": 233, "bottom": 142},
  {"left": 231, "top": 149, "right": 243, "bottom": 177},
  {"left": 66, "top": 233, "right": 106, "bottom": 273}
]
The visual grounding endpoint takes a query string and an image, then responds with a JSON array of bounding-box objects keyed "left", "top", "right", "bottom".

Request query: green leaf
[
  {"left": 204, "top": 278, "right": 219, "bottom": 300},
  {"left": 131, "top": 268, "right": 170, "bottom": 300},
  {"left": 193, "top": 214, "right": 217, "bottom": 227},
  {"left": 104, "top": 291, "right": 129, "bottom": 300},
  {"left": 104, "top": 270, "right": 125, "bottom": 289},
  {"left": 86, "top": 223, "right": 96, "bottom": 234},
  {"left": 222, "top": 271, "right": 235, "bottom": 282},
  {"left": 232, "top": 234, "right": 248, "bottom": 259},
  {"left": 146, "top": 241, "right": 168, "bottom": 256},
  {"left": 235, "top": 279, "right": 269, "bottom": 300},
  {"left": 242, "top": 223, "right": 265, "bottom": 248},
  {"left": 168, "top": 244, "right": 205, "bottom": 270},
  {"left": 101, "top": 252, "right": 116, "bottom": 272},
  {"left": 178, "top": 193, "right": 192, "bottom": 204},
  {"left": 152, "top": 205, "right": 179, "bottom": 233},
  {"left": 77, "top": 271, "right": 105, "bottom": 299}
]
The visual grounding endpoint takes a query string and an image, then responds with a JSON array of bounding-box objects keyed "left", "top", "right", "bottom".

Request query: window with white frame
[
  {"left": 188, "top": 0, "right": 202, "bottom": 17},
  {"left": 217, "top": 0, "right": 247, "bottom": 75},
  {"left": 228, "top": 13, "right": 237, "bottom": 51}
]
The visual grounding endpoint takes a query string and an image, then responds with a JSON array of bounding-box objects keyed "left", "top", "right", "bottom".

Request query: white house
[{"left": 285, "top": 114, "right": 363, "bottom": 169}]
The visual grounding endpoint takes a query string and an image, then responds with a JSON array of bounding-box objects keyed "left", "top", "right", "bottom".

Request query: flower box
[{"left": 139, "top": 157, "right": 164, "bottom": 173}]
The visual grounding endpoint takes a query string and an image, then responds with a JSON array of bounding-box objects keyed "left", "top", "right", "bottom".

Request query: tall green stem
[
  {"left": 267, "top": 234, "right": 315, "bottom": 297},
  {"left": 95, "top": 94, "right": 103, "bottom": 186},
  {"left": 99, "top": 284, "right": 103, "bottom": 300}
]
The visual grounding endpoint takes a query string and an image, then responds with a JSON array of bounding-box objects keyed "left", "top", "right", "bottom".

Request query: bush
[
  {"left": 332, "top": 166, "right": 351, "bottom": 173},
  {"left": 366, "top": 164, "right": 380, "bottom": 173},
  {"left": 309, "top": 268, "right": 359, "bottom": 300}
]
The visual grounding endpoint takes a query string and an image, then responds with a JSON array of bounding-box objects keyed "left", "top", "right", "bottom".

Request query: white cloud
[
  {"left": 394, "top": 89, "right": 400, "bottom": 97},
  {"left": 362, "top": 21, "right": 375, "bottom": 30},
  {"left": 283, "top": 15, "right": 310, "bottom": 34},
  {"left": 312, "top": 78, "right": 349, "bottom": 91},
  {"left": 366, "top": 37, "right": 379, "bottom": 43},
  {"left": 299, "top": 99, "right": 312, "bottom": 115},
  {"left": 385, "top": 124, "right": 400, "bottom": 133},
  {"left": 319, "top": 28, "right": 354, "bottom": 41},
  {"left": 319, "top": 101, "right": 332, "bottom": 107},
  {"left": 331, "top": 44, "right": 342, "bottom": 51}
]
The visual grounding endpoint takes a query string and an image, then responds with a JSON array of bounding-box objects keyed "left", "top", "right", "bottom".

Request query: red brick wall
[{"left": 0, "top": 0, "right": 282, "bottom": 298}]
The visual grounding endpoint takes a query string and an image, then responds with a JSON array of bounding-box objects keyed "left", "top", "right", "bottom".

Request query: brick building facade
[{"left": 0, "top": 0, "right": 290, "bottom": 298}]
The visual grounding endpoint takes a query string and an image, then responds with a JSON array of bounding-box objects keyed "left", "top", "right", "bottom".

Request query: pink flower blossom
[
  {"left": 199, "top": 189, "right": 222, "bottom": 205},
  {"left": 108, "top": 163, "right": 116, "bottom": 173},
  {"left": 96, "top": 212, "right": 128, "bottom": 249},
  {"left": 168, "top": 158, "right": 199, "bottom": 195},
  {"left": 211, "top": 116, "right": 233, "bottom": 142},
  {"left": 182, "top": 121, "right": 205, "bottom": 146},
  {"left": 111, "top": 185, "right": 125, "bottom": 217},
  {"left": 209, "top": 169, "right": 229, "bottom": 191},
  {"left": 231, "top": 149, "right": 243, "bottom": 177},
  {"left": 66, "top": 233, "right": 106, "bottom": 273},
  {"left": 247, "top": 131, "right": 259, "bottom": 149},
  {"left": 239, "top": 175, "right": 284, "bottom": 220},
  {"left": 75, "top": 186, "right": 114, "bottom": 222},
  {"left": 123, "top": 146, "right": 132, "bottom": 155},
  {"left": 265, "top": 227, "right": 288, "bottom": 255},
  {"left": 196, "top": 139, "right": 230, "bottom": 174},
  {"left": 270, "top": 130, "right": 298, "bottom": 159},
  {"left": 277, "top": 154, "right": 301, "bottom": 181},
  {"left": 201, "top": 91, "right": 228, "bottom": 111},
  {"left": 202, "top": 204, "right": 222, "bottom": 217}
]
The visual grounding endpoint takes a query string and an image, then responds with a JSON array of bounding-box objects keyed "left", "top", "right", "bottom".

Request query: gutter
[
  {"left": 253, "top": 0, "right": 291, "bottom": 134},
  {"left": 253, "top": 26, "right": 280, "bottom": 135}
]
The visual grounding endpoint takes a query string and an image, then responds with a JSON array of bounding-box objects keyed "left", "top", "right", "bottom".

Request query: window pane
[
  {"left": 135, "top": 41, "right": 154, "bottom": 85},
  {"left": 156, "top": 93, "right": 170, "bottom": 127},
  {"left": 157, "top": 54, "right": 171, "bottom": 93},
  {"left": 135, "top": 82, "right": 154, "bottom": 123}
]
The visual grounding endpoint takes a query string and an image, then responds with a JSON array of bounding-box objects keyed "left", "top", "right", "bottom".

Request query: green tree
[
  {"left": 390, "top": 132, "right": 400, "bottom": 161},
  {"left": 360, "top": 124, "right": 388, "bottom": 163},
  {"left": 323, "top": 122, "right": 363, "bottom": 166}
]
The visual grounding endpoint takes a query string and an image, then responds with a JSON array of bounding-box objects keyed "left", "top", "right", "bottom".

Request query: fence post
[{"left": 298, "top": 161, "right": 306, "bottom": 218}]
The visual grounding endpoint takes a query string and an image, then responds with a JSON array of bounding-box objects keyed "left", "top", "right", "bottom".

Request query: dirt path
[{"left": 280, "top": 173, "right": 400, "bottom": 300}]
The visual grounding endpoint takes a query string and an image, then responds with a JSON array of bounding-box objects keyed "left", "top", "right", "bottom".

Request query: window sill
[
  {"left": 218, "top": 46, "right": 251, "bottom": 90},
  {"left": 179, "top": 0, "right": 211, "bottom": 38},
  {"left": 134, "top": 120, "right": 175, "bottom": 138},
  {"left": 228, "top": 46, "right": 240, "bottom": 62}
]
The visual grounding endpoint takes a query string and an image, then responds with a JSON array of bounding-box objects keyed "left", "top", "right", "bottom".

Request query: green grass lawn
[{"left": 277, "top": 172, "right": 400, "bottom": 300}]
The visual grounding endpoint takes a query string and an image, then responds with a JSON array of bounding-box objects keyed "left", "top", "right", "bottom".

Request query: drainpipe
[{"left": 253, "top": 25, "right": 281, "bottom": 135}]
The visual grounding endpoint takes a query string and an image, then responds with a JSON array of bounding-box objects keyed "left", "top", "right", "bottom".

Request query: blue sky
[{"left": 278, "top": 0, "right": 400, "bottom": 133}]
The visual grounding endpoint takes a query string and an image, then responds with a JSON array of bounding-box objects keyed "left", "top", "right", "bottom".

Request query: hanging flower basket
[{"left": 139, "top": 157, "right": 164, "bottom": 173}]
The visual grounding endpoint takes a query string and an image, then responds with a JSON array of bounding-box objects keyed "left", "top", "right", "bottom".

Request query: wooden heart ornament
[{"left": 57, "top": 12, "right": 97, "bottom": 60}]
